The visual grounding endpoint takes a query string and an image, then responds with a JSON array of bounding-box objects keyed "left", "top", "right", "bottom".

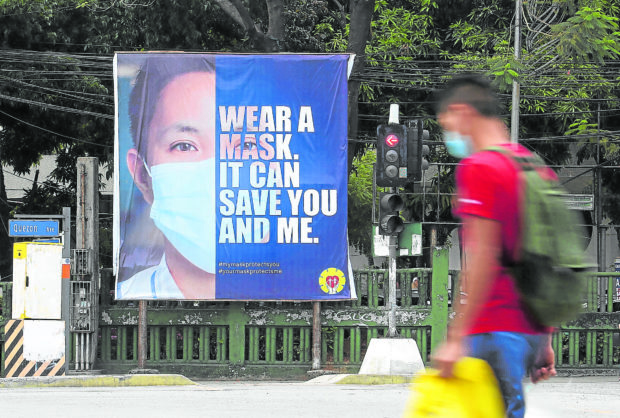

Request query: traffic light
[
  {"left": 408, "top": 119, "right": 431, "bottom": 182},
  {"left": 378, "top": 192, "right": 404, "bottom": 236},
  {"left": 376, "top": 124, "right": 408, "bottom": 187}
]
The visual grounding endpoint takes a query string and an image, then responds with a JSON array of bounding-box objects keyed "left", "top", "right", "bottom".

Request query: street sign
[{"left": 9, "top": 220, "right": 60, "bottom": 237}]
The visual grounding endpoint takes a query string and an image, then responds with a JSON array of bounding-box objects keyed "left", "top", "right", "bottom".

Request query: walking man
[{"left": 432, "top": 74, "right": 556, "bottom": 418}]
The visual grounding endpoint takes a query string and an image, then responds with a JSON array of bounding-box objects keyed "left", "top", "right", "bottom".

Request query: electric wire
[
  {"left": 0, "top": 110, "right": 110, "bottom": 147},
  {"left": 0, "top": 93, "right": 113, "bottom": 120}
]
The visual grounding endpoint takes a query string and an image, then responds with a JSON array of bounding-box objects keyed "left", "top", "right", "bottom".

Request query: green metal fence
[
  {"left": 3, "top": 256, "right": 620, "bottom": 378},
  {"left": 552, "top": 272, "right": 620, "bottom": 371},
  {"left": 94, "top": 248, "right": 451, "bottom": 376}
]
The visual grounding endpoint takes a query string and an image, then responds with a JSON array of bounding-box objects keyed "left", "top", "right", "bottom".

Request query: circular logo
[{"left": 319, "top": 268, "right": 346, "bottom": 294}]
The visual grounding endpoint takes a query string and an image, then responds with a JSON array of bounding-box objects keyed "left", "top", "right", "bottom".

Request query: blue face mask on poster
[
  {"left": 145, "top": 158, "right": 216, "bottom": 274},
  {"left": 443, "top": 131, "right": 473, "bottom": 159}
]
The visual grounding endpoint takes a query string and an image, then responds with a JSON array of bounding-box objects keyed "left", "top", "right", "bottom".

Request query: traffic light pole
[
  {"left": 359, "top": 104, "right": 426, "bottom": 375},
  {"left": 386, "top": 103, "right": 399, "bottom": 338},
  {"left": 388, "top": 225, "right": 398, "bottom": 338}
]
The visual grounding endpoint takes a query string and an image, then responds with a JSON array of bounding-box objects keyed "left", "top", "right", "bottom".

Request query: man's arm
[{"left": 431, "top": 215, "right": 501, "bottom": 377}]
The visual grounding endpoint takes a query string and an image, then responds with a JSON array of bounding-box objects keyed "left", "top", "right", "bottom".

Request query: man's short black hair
[
  {"left": 128, "top": 54, "right": 215, "bottom": 158},
  {"left": 434, "top": 73, "right": 501, "bottom": 118}
]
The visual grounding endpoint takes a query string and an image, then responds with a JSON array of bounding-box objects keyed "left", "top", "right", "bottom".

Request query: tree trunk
[
  {"left": 0, "top": 167, "right": 11, "bottom": 279},
  {"left": 346, "top": 0, "right": 375, "bottom": 174},
  {"left": 214, "top": 0, "right": 284, "bottom": 52},
  {"left": 266, "top": 0, "right": 285, "bottom": 51}
]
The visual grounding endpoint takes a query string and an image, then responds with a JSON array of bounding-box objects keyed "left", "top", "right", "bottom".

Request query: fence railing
[
  {"left": 2, "top": 257, "right": 620, "bottom": 377},
  {"left": 553, "top": 272, "right": 620, "bottom": 370},
  {"left": 91, "top": 249, "right": 451, "bottom": 376},
  {"left": 584, "top": 272, "right": 620, "bottom": 313}
]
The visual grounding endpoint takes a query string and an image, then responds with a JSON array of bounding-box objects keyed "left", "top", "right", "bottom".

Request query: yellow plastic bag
[{"left": 403, "top": 357, "right": 505, "bottom": 418}]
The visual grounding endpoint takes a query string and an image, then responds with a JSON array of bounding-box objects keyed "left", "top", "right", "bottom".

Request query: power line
[
  {"left": 0, "top": 75, "right": 113, "bottom": 108},
  {"left": 0, "top": 93, "right": 113, "bottom": 120},
  {"left": 2, "top": 169, "right": 36, "bottom": 183},
  {"left": 0, "top": 109, "right": 110, "bottom": 147}
]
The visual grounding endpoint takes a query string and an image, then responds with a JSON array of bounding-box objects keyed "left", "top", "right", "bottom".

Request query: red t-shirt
[{"left": 454, "top": 143, "right": 549, "bottom": 335}]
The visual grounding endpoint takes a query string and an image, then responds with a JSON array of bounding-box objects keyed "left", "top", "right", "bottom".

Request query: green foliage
[
  {"left": 446, "top": 0, "right": 511, "bottom": 53},
  {"left": 2, "top": 0, "right": 620, "bottom": 265},
  {"left": 348, "top": 150, "right": 376, "bottom": 256},
  {"left": 553, "top": 7, "right": 620, "bottom": 63},
  {"left": 16, "top": 180, "right": 75, "bottom": 216},
  {"left": 489, "top": 57, "right": 525, "bottom": 92},
  {"left": 569, "top": 119, "right": 619, "bottom": 163},
  {"left": 283, "top": 0, "right": 341, "bottom": 52},
  {"left": 369, "top": 0, "right": 440, "bottom": 57},
  {"left": 0, "top": 0, "right": 327, "bottom": 276}
]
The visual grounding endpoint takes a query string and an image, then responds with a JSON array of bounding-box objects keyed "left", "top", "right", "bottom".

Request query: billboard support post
[
  {"left": 312, "top": 301, "right": 321, "bottom": 370},
  {"left": 137, "top": 300, "right": 147, "bottom": 369}
]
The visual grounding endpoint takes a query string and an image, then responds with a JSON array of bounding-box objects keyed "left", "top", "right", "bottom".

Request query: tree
[
  {"left": 348, "top": 149, "right": 375, "bottom": 260},
  {"left": 3, "top": 0, "right": 618, "bottom": 268},
  {"left": 0, "top": 0, "right": 363, "bottom": 276},
  {"left": 446, "top": 0, "right": 620, "bottom": 257},
  {"left": 340, "top": 0, "right": 620, "bottom": 263}
]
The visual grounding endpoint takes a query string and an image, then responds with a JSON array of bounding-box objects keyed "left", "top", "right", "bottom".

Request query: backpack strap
[
  {"left": 485, "top": 145, "right": 550, "bottom": 176},
  {"left": 482, "top": 145, "right": 530, "bottom": 267}
]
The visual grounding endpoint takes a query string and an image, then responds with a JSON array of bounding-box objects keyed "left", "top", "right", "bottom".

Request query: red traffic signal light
[
  {"left": 376, "top": 124, "right": 408, "bottom": 187},
  {"left": 385, "top": 134, "right": 400, "bottom": 147}
]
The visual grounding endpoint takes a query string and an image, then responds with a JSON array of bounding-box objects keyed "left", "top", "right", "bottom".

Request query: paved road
[
  {"left": 525, "top": 376, "right": 620, "bottom": 418},
  {"left": 0, "top": 376, "right": 619, "bottom": 417}
]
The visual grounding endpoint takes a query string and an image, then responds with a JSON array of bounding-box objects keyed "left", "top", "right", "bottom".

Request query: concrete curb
[
  {"left": 303, "top": 374, "right": 352, "bottom": 384},
  {"left": 336, "top": 374, "right": 413, "bottom": 385},
  {"left": 0, "top": 374, "right": 196, "bottom": 388},
  {"left": 305, "top": 374, "right": 414, "bottom": 385}
]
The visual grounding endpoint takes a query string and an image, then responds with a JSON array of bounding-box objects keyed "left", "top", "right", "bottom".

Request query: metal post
[
  {"left": 86, "top": 333, "right": 90, "bottom": 370},
  {"left": 137, "top": 300, "right": 148, "bottom": 369},
  {"left": 596, "top": 105, "right": 606, "bottom": 311},
  {"left": 75, "top": 335, "right": 79, "bottom": 371},
  {"left": 312, "top": 301, "right": 321, "bottom": 370},
  {"left": 510, "top": 0, "right": 522, "bottom": 143},
  {"left": 61, "top": 207, "right": 72, "bottom": 372},
  {"left": 80, "top": 334, "right": 85, "bottom": 370},
  {"left": 601, "top": 226, "right": 608, "bottom": 312},
  {"left": 387, "top": 103, "right": 400, "bottom": 338},
  {"left": 430, "top": 226, "right": 437, "bottom": 266},
  {"left": 388, "top": 234, "right": 398, "bottom": 337},
  {"left": 61, "top": 207, "right": 71, "bottom": 259}
]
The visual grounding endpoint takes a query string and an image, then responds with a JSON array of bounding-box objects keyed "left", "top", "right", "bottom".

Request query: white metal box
[{"left": 12, "top": 242, "right": 63, "bottom": 320}]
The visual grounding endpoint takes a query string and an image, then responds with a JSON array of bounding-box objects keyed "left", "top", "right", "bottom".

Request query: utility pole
[
  {"left": 511, "top": 0, "right": 522, "bottom": 143},
  {"left": 74, "top": 157, "right": 99, "bottom": 371}
]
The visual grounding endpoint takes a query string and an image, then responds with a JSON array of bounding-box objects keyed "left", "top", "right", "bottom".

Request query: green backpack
[{"left": 489, "top": 146, "right": 595, "bottom": 327}]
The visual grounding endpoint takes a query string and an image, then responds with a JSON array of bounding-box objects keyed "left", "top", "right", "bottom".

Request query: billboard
[{"left": 113, "top": 52, "right": 354, "bottom": 300}]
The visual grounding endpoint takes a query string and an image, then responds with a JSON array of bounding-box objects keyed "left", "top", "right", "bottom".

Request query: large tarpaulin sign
[{"left": 113, "top": 53, "right": 354, "bottom": 301}]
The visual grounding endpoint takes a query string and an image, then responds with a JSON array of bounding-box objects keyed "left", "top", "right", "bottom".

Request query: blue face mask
[
  {"left": 443, "top": 131, "right": 473, "bottom": 159},
  {"left": 145, "top": 158, "right": 216, "bottom": 274}
]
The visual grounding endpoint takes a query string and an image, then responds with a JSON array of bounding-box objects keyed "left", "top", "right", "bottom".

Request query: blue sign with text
[
  {"left": 9, "top": 220, "right": 60, "bottom": 237},
  {"left": 114, "top": 53, "right": 353, "bottom": 301}
]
